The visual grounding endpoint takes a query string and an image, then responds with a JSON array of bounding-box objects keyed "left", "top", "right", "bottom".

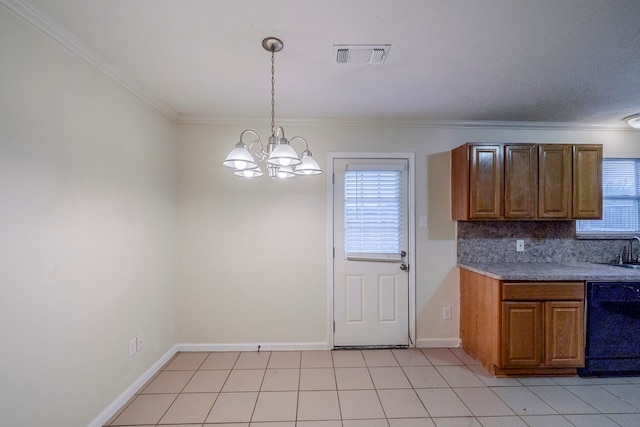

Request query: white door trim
[{"left": 327, "top": 152, "right": 416, "bottom": 348}]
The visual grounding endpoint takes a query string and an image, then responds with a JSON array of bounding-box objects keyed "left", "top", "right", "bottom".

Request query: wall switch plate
[
  {"left": 516, "top": 240, "right": 525, "bottom": 252},
  {"left": 443, "top": 306, "right": 452, "bottom": 320},
  {"left": 128, "top": 338, "right": 137, "bottom": 357},
  {"left": 136, "top": 333, "right": 144, "bottom": 352},
  {"left": 419, "top": 216, "right": 428, "bottom": 228}
]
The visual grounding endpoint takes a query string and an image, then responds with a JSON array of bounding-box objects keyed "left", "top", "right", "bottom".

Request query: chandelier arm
[
  {"left": 239, "top": 129, "right": 262, "bottom": 145},
  {"left": 289, "top": 136, "right": 310, "bottom": 154},
  {"left": 274, "top": 126, "right": 285, "bottom": 139},
  {"left": 248, "top": 140, "right": 268, "bottom": 161},
  {"left": 239, "top": 130, "right": 268, "bottom": 161}
]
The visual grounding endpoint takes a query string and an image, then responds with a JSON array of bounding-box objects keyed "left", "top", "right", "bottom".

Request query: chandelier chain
[{"left": 270, "top": 48, "right": 276, "bottom": 136}]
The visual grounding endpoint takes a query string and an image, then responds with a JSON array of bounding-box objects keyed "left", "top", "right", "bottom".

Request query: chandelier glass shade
[{"left": 223, "top": 37, "right": 322, "bottom": 179}]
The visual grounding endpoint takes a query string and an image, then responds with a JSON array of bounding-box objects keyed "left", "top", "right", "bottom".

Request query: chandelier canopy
[{"left": 223, "top": 37, "right": 322, "bottom": 179}]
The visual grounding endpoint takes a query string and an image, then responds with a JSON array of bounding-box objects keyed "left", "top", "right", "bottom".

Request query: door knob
[{"left": 400, "top": 263, "right": 408, "bottom": 271}]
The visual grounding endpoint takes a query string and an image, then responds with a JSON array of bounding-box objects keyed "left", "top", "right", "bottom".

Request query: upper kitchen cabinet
[
  {"left": 538, "top": 144, "right": 572, "bottom": 219},
  {"left": 451, "top": 143, "right": 602, "bottom": 220},
  {"left": 504, "top": 144, "right": 538, "bottom": 219},
  {"left": 572, "top": 145, "right": 603, "bottom": 219},
  {"left": 452, "top": 144, "right": 503, "bottom": 219}
]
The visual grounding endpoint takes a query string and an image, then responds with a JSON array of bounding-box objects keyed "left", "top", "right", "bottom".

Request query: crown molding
[
  {"left": 178, "top": 115, "right": 632, "bottom": 131},
  {"left": 1, "top": 0, "right": 179, "bottom": 121}
]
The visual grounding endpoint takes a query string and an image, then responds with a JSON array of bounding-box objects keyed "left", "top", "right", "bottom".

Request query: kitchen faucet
[{"left": 630, "top": 236, "right": 640, "bottom": 263}]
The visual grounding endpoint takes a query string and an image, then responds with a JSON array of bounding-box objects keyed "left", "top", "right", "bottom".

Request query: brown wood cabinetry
[
  {"left": 452, "top": 144, "right": 502, "bottom": 219},
  {"left": 504, "top": 145, "right": 537, "bottom": 219},
  {"left": 460, "top": 268, "right": 585, "bottom": 376},
  {"left": 502, "top": 302, "right": 543, "bottom": 367},
  {"left": 451, "top": 143, "right": 602, "bottom": 220},
  {"left": 572, "top": 145, "right": 603, "bottom": 219},
  {"left": 469, "top": 145, "right": 503, "bottom": 219},
  {"left": 538, "top": 144, "right": 572, "bottom": 219},
  {"left": 544, "top": 301, "right": 585, "bottom": 367}
]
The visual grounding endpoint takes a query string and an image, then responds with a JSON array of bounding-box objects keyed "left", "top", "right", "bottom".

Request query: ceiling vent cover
[{"left": 333, "top": 44, "right": 391, "bottom": 64}]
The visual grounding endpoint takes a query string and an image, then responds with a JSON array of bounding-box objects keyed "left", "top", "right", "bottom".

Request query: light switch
[{"left": 419, "top": 216, "right": 428, "bottom": 228}]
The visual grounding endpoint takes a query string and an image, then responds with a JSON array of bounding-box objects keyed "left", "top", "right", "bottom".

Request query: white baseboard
[
  {"left": 87, "top": 344, "right": 178, "bottom": 427},
  {"left": 416, "top": 338, "right": 461, "bottom": 348},
  {"left": 178, "top": 341, "right": 330, "bottom": 352}
]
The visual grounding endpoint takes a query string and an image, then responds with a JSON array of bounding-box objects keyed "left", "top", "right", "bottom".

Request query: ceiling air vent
[{"left": 333, "top": 44, "right": 391, "bottom": 64}]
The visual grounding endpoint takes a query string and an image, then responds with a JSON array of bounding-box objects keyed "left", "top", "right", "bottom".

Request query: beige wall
[
  {"left": 0, "top": 7, "right": 178, "bottom": 427},
  {"left": 177, "top": 122, "right": 640, "bottom": 347}
]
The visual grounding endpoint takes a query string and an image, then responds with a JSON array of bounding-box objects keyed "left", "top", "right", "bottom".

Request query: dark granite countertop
[{"left": 457, "top": 262, "right": 640, "bottom": 281}]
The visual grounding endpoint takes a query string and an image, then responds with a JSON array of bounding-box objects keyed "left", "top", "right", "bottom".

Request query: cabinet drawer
[{"left": 502, "top": 282, "right": 584, "bottom": 301}]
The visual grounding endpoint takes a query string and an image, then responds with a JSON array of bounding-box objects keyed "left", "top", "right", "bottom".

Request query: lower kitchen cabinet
[
  {"left": 544, "top": 301, "right": 585, "bottom": 367},
  {"left": 502, "top": 300, "right": 584, "bottom": 369},
  {"left": 460, "top": 268, "right": 585, "bottom": 376},
  {"left": 502, "top": 301, "right": 543, "bottom": 367}
]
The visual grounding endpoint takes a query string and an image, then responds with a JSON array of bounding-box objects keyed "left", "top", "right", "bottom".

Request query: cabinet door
[
  {"left": 545, "top": 301, "right": 585, "bottom": 367},
  {"left": 504, "top": 145, "right": 537, "bottom": 219},
  {"left": 469, "top": 145, "right": 503, "bottom": 219},
  {"left": 501, "top": 302, "right": 543, "bottom": 367},
  {"left": 572, "top": 145, "right": 602, "bottom": 219},
  {"left": 538, "top": 145, "right": 572, "bottom": 219}
]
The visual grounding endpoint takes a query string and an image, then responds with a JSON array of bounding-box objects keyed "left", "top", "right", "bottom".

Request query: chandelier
[{"left": 223, "top": 37, "right": 322, "bottom": 179}]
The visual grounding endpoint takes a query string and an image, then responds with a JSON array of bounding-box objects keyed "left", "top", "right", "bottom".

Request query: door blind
[{"left": 344, "top": 165, "right": 406, "bottom": 261}]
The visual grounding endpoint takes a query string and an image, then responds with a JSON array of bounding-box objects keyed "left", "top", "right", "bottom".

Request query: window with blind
[
  {"left": 344, "top": 165, "right": 407, "bottom": 261},
  {"left": 577, "top": 158, "right": 640, "bottom": 235}
]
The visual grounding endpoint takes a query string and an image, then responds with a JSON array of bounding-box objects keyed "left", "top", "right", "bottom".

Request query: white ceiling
[{"left": 11, "top": 0, "right": 640, "bottom": 127}]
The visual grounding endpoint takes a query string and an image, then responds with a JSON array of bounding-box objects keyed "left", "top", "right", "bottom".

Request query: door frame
[{"left": 327, "top": 152, "right": 416, "bottom": 348}]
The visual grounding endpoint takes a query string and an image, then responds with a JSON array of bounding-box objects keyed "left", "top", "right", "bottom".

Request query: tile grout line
[
  {"left": 364, "top": 350, "right": 390, "bottom": 422},
  {"left": 249, "top": 350, "right": 271, "bottom": 423},
  {"left": 200, "top": 350, "right": 238, "bottom": 425},
  {"left": 424, "top": 348, "right": 483, "bottom": 422},
  {"left": 163, "top": 352, "right": 211, "bottom": 425},
  {"left": 398, "top": 349, "right": 436, "bottom": 421},
  {"left": 294, "top": 350, "right": 302, "bottom": 424},
  {"left": 331, "top": 350, "right": 345, "bottom": 426},
  {"left": 390, "top": 347, "right": 434, "bottom": 422}
]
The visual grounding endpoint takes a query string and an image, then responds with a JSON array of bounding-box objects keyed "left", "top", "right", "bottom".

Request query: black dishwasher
[{"left": 578, "top": 281, "right": 640, "bottom": 377}]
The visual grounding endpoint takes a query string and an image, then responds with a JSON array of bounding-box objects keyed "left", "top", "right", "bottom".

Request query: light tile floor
[{"left": 105, "top": 348, "right": 640, "bottom": 426}]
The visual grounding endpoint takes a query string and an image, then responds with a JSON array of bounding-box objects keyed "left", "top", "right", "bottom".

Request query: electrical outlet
[
  {"left": 136, "top": 333, "right": 144, "bottom": 352},
  {"left": 443, "top": 306, "right": 452, "bottom": 320},
  {"left": 516, "top": 239, "right": 525, "bottom": 252},
  {"left": 128, "top": 338, "right": 137, "bottom": 358}
]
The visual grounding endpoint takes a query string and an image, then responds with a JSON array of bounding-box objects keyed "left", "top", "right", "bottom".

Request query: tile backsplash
[{"left": 457, "top": 221, "right": 631, "bottom": 263}]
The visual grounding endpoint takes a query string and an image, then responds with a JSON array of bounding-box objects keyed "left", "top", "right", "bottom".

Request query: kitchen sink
[{"left": 610, "top": 262, "right": 640, "bottom": 270}]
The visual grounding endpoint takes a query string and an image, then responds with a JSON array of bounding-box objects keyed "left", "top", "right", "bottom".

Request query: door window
[{"left": 343, "top": 164, "right": 407, "bottom": 262}]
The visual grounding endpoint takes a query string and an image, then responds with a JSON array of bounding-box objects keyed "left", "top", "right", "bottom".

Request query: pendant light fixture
[{"left": 223, "top": 37, "right": 322, "bottom": 178}]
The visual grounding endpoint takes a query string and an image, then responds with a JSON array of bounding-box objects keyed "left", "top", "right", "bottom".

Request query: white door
[{"left": 333, "top": 158, "right": 410, "bottom": 347}]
